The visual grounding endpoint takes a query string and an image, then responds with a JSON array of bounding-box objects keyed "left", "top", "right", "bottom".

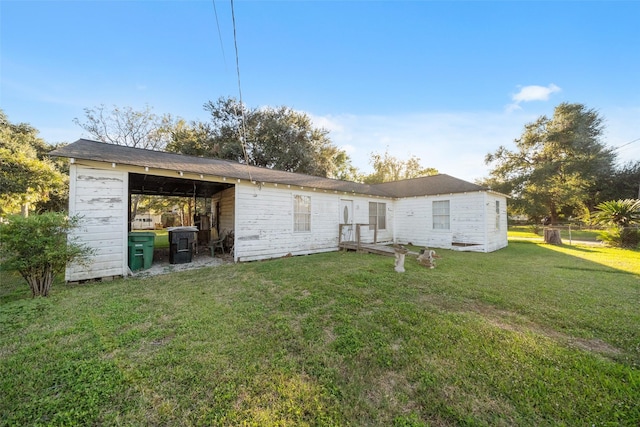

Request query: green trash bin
[{"left": 128, "top": 232, "right": 155, "bottom": 271}]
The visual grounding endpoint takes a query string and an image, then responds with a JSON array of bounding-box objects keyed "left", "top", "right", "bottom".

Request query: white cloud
[
  {"left": 308, "top": 114, "right": 345, "bottom": 133},
  {"left": 512, "top": 84, "right": 561, "bottom": 103},
  {"left": 507, "top": 84, "right": 561, "bottom": 112}
]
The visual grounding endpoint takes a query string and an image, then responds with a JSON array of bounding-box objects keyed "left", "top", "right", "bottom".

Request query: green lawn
[
  {"left": 509, "top": 225, "right": 602, "bottom": 242},
  {"left": 1, "top": 242, "right": 639, "bottom": 425}
]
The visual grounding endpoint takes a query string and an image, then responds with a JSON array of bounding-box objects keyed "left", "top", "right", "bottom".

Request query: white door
[{"left": 340, "top": 199, "right": 354, "bottom": 242}]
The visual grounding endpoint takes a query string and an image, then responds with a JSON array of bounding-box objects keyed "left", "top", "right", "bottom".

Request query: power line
[
  {"left": 211, "top": 0, "right": 227, "bottom": 67},
  {"left": 229, "top": 0, "right": 252, "bottom": 181},
  {"left": 611, "top": 137, "right": 640, "bottom": 153}
]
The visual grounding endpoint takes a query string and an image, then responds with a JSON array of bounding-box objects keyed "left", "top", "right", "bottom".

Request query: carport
[{"left": 51, "top": 139, "right": 242, "bottom": 281}]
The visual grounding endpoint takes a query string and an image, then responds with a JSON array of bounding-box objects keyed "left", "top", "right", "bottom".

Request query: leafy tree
[
  {"left": 74, "top": 104, "right": 174, "bottom": 150},
  {"left": 167, "top": 97, "right": 246, "bottom": 159},
  {"left": 331, "top": 152, "right": 363, "bottom": 182},
  {"left": 0, "top": 110, "right": 67, "bottom": 216},
  {"left": 598, "top": 161, "right": 640, "bottom": 202},
  {"left": 166, "top": 119, "right": 217, "bottom": 157},
  {"left": 0, "top": 213, "right": 93, "bottom": 296},
  {"left": 591, "top": 199, "right": 640, "bottom": 248},
  {"left": 74, "top": 105, "right": 177, "bottom": 222},
  {"left": 362, "top": 149, "right": 438, "bottom": 184},
  {"left": 484, "top": 103, "right": 616, "bottom": 223},
  {"left": 167, "top": 97, "right": 353, "bottom": 178}
]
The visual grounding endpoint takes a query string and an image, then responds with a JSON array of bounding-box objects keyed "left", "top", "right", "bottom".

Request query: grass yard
[
  {"left": 1, "top": 242, "right": 639, "bottom": 426},
  {"left": 508, "top": 225, "right": 602, "bottom": 242}
]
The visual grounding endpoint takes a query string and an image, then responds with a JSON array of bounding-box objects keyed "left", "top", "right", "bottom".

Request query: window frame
[
  {"left": 369, "top": 201, "right": 386, "bottom": 231},
  {"left": 432, "top": 200, "right": 450, "bottom": 230},
  {"left": 293, "top": 194, "right": 311, "bottom": 233}
]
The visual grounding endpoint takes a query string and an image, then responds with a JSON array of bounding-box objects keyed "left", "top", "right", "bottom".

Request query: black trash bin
[{"left": 168, "top": 226, "right": 198, "bottom": 264}]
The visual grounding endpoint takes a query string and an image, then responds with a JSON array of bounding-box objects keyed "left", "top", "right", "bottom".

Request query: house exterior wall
[
  {"left": 233, "top": 182, "right": 393, "bottom": 262},
  {"left": 66, "top": 164, "right": 129, "bottom": 281},
  {"left": 62, "top": 160, "right": 505, "bottom": 281},
  {"left": 484, "top": 192, "right": 509, "bottom": 252},
  {"left": 212, "top": 186, "right": 235, "bottom": 234},
  {"left": 393, "top": 191, "right": 507, "bottom": 252}
]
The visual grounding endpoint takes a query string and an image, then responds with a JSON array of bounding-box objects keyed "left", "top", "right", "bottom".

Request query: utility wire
[
  {"left": 230, "top": 0, "right": 252, "bottom": 182},
  {"left": 611, "top": 137, "right": 640, "bottom": 153},
  {"left": 211, "top": 0, "right": 227, "bottom": 67}
]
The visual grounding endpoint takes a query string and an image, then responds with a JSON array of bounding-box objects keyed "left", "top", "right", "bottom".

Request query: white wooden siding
[
  {"left": 214, "top": 186, "right": 235, "bottom": 233},
  {"left": 394, "top": 192, "right": 506, "bottom": 252},
  {"left": 483, "top": 193, "right": 508, "bottom": 252},
  {"left": 66, "top": 165, "right": 128, "bottom": 281},
  {"left": 62, "top": 160, "right": 507, "bottom": 281},
  {"left": 234, "top": 183, "right": 393, "bottom": 262},
  {"left": 450, "top": 192, "right": 486, "bottom": 248}
]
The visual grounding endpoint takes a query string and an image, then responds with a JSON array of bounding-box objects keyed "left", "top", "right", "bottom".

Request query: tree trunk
[
  {"left": 25, "top": 267, "right": 54, "bottom": 297},
  {"left": 544, "top": 228, "right": 563, "bottom": 245},
  {"left": 130, "top": 195, "right": 141, "bottom": 231},
  {"left": 21, "top": 202, "right": 30, "bottom": 217}
]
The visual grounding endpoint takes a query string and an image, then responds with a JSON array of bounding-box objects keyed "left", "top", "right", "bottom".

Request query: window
[
  {"left": 432, "top": 200, "right": 450, "bottom": 230},
  {"left": 294, "top": 195, "right": 311, "bottom": 232},
  {"left": 495, "top": 200, "right": 500, "bottom": 230},
  {"left": 369, "top": 202, "right": 386, "bottom": 230}
]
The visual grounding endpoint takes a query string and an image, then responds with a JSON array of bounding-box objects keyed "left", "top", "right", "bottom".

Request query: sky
[{"left": 1, "top": 0, "right": 639, "bottom": 183}]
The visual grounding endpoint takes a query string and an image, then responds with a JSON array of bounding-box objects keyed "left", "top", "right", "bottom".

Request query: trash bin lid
[
  {"left": 128, "top": 232, "right": 156, "bottom": 237},
  {"left": 167, "top": 226, "right": 198, "bottom": 232}
]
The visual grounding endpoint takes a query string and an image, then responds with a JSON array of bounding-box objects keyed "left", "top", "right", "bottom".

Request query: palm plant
[{"left": 591, "top": 199, "right": 640, "bottom": 248}]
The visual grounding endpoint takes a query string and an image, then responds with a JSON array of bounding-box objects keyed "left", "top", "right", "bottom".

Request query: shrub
[
  {"left": 592, "top": 199, "right": 640, "bottom": 248},
  {"left": 0, "top": 213, "right": 93, "bottom": 296},
  {"left": 597, "top": 227, "right": 640, "bottom": 249}
]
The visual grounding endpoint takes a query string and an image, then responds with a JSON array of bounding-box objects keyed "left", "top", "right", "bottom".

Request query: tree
[
  {"left": 362, "top": 149, "right": 438, "bottom": 184},
  {"left": 74, "top": 104, "right": 174, "bottom": 150},
  {"left": 75, "top": 105, "right": 177, "bottom": 222},
  {"left": 0, "top": 213, "right": 93, "bottom": 296},
  {"left": 0, "top": 110, "right": 67, "bottom": 216},
  {"left": 598, "top": 161, "right": 640, "bottom": 202},
  {"left": 484, "top": 103, "right": 616, "bottom": 223},
  {"left": 165, "top": 119, "right": 217, "bottom": 157},
  {"left": 591, "top": 199, "right": 640, "bottom": 248},
  {"left": 167, "top": 97, "right": 354, "bottom": 178}
]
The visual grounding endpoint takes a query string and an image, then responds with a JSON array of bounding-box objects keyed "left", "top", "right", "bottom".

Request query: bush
[
  {"left": 597, "top": 227, "right": 640, "bottom": 249},
  {"left": 592, "top": 199, "right": 640, "bottom": 248},
  {"left": 0, "top": 213, "right": 93, "bottom": 296}
]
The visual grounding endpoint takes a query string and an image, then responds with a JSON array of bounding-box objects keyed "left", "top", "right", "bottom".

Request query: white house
[{"left": 51, "top": 139, "right": 508, "bottom": 282}]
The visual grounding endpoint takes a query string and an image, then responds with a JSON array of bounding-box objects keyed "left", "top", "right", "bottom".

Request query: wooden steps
[{"left": 339, "top": 241, "right": 418, "bottom": 257}]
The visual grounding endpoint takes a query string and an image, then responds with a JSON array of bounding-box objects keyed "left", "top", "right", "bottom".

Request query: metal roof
[{"left": 50, "top": 139, "right": 489, "bottom": 198}]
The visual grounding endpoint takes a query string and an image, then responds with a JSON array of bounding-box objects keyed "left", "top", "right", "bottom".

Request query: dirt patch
[{"left": 367, "top": 371, "right": 418, "bottom": 414}]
